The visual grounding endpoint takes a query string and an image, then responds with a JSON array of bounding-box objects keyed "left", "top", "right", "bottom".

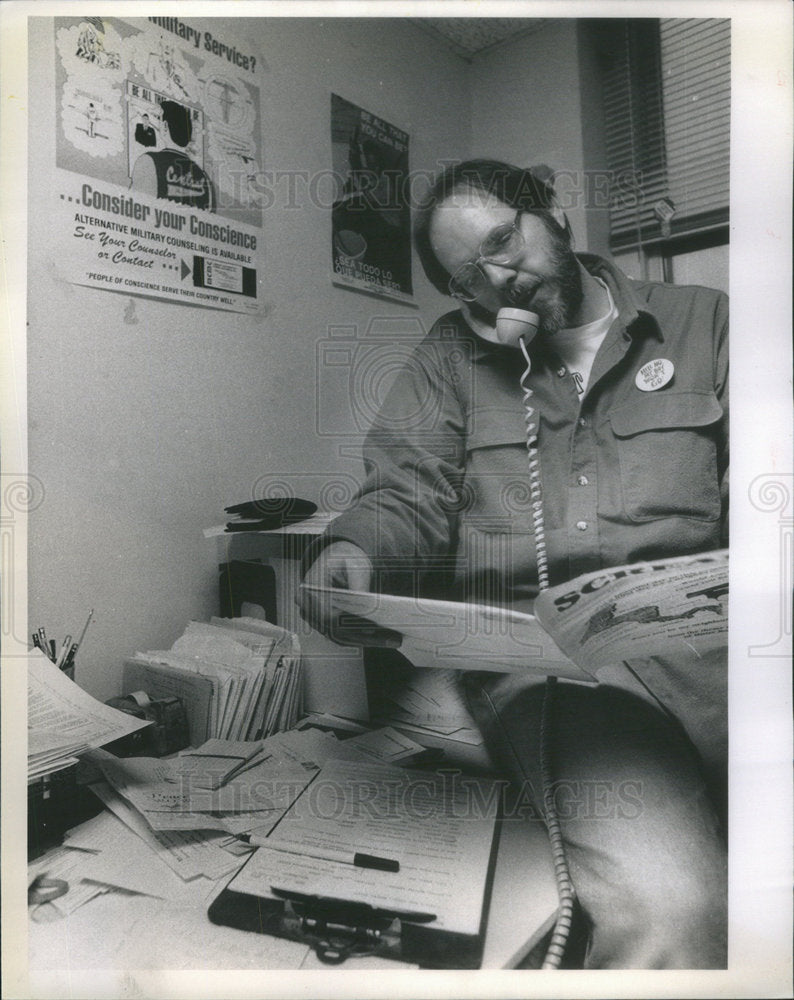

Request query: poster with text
[
  {"left": 53, "top": 15, "right": 264, "bottom": 313},
  {"left": 330, "top": 94, "right": 412, "bottom": 303}
]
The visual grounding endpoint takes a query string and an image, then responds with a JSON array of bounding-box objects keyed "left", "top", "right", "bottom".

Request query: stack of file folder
[{"left": 129, "top": 617, "right": 303, "bottom": 745}]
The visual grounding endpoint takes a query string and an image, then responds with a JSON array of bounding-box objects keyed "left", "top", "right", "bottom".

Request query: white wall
[
  {"left": 28, "top": 16, "right": 469, "bottom": 700},
  {"left": 469, "top": 20, "right": 587, "bottom": 245},
  {"left": 469, "top": 19, "right": 611, "bottom": 256}
]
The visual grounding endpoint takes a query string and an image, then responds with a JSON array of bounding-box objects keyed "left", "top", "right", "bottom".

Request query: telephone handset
[
  {"left": 495, "top": 307, "right": 540, "bottom": 348},
  {"left": 462, "top": 303, "right": 540, "bottom": 348}
]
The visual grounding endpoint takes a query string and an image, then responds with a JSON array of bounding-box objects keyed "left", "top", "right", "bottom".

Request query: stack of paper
[
  {"left": 31, "top": 806, "right": 243, "bottom": 914},
  {"left": 83, "top": 727, "right": 387, "bottom": 841},
  {"left": 29, "top": 718, "right": 451, "bottom": 925},
  {"left": 132, "top": 616, "right": 303, "bottom": 741},
  {"left": 27, "top": 650, "right": 150, "bottom": 781}
]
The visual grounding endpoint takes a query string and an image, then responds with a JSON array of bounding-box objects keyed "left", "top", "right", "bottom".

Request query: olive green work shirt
[{"left": 325, "top": 253, "right": 729, "bottom": 608}]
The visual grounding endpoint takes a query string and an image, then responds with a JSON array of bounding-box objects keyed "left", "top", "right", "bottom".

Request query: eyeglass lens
[{"left": 449, "top": 216, "right": 523, "bottom": 300}]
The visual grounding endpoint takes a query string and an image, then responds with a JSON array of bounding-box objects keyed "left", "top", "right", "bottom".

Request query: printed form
[{"left": 227, "top": 758, "right": 500, "bottom": 934}]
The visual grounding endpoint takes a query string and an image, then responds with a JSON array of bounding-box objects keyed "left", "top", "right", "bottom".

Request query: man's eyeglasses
[{"left": 447, "top": 210, "right": 525, "bottom": 301}]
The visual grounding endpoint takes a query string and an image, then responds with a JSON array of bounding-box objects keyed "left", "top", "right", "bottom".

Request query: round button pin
[{"left": 635, "top": 358, "right": 674, "bottom": 391}]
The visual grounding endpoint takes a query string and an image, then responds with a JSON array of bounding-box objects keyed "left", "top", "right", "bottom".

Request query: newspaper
[
  {"left": 534, "top": 549, "right": 728, "bottom": 669},
  {"left": 300, "top": 549, "right": 728, "bottom": 675}
]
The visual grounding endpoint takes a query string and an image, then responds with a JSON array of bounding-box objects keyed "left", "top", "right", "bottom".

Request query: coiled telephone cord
[{"left": 519, "top": 336, "right": 576, "bottom": 970}]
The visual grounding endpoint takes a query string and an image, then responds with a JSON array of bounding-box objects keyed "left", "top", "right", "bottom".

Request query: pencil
[
  {"left": 63, "top": 609, "right": 94, "bottom": 671},
  {"left": 75, "top": 609, "right": 94, "bottom": 647}
]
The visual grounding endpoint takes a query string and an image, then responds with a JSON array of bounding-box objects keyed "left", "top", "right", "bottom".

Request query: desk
[{"left": 28, "top": 811, "right": 558, "bottom": 984}]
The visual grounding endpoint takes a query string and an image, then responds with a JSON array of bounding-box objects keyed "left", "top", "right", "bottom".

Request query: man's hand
[
  {"left": 297, "top": 542, "right": 402, "bottom": 648},
  {"left": 298, "top": 542, "right": 399, "bottom": 647},
  {"left": 303, "top": 541, "right": 374, "bottom": 596}
]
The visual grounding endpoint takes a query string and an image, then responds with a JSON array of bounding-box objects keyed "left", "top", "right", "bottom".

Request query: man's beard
[{"left": 511, "top": 222, "right": 583, "bottom": 336}]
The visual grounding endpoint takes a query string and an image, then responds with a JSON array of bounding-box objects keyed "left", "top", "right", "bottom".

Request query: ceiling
[{"left": 413, "top": 17, "right": 549, "bottom": 59}]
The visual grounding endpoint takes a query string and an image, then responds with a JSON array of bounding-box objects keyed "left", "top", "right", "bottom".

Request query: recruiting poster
[
  {"left": 53, "top": 15, "right": 264, "bottom": 313},
  {"left": 330, "top": 93, "right": 412, "bottom": 302}
]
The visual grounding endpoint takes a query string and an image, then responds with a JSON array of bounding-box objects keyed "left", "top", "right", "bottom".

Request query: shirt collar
[{"left": 576, "top": 253, "right": 666, "bottom": 344}]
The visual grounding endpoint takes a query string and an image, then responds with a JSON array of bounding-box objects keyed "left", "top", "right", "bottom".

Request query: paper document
[
  {"left": 176, "top": 739, "right": 265, "bottom": 789},
  {"left": 301, "top": 549, "right": 728, "bottom": 676},
  {"left": 345, "top": 727, "right": 429, "bottom": 763},
  {"left": 300, "top": 585, "right": 586, "bottom": 678},
  {"left": 89, "top": 780, "right": 242, "bottom": 881},
  {"left": 29, "top": 845, "right": 108, "bottom": 914},
  {"left": 62, "top": 811, "right": 215, "bottom": 903},
  {"left": 27, "top": 650, "right": 150, "bottom": 778},
  {"left": 228, "top": 759, "right": 499, "bottom": 933},
  {"left": 370, "top": 666, "right": 482, "bottom": 744}
]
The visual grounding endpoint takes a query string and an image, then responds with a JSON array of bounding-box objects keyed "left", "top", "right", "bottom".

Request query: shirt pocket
[
  {"left": 460, "top": 407, "right": 534, "bottom": 533},
  {"left": 609, "top": 391, "right": 723, "bottom": 522}
]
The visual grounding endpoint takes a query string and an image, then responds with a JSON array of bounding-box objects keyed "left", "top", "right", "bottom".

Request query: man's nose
[{"left": 480, "top": 260, "right": 515, "bottom": 288}]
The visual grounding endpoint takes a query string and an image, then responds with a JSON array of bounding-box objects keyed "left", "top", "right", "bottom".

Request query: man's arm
[{"left": 299, "top": 333, "right": 468, "bottom": 635}]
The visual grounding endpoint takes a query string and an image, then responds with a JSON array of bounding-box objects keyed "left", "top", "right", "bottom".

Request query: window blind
[{"left": 600, "top": 18, "right": 730, "bottom": 251}]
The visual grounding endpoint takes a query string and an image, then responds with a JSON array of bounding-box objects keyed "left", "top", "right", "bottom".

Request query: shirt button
[
  {"left": 578, "top": 416, "right": 588, "bottom": 427},
  {"left": 577, "top": 475, "right": 589, "bottom": 486},
  {"left": 557, "top": 367, "right": 566, "bottom": 377},
  {"left": 576, "top": 520, "right": 588, "bottom": 531}
]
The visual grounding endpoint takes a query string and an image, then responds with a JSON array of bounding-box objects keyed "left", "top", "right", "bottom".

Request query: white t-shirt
[{"left": 553, "top": 279, "right": 618, "bottom": 398}]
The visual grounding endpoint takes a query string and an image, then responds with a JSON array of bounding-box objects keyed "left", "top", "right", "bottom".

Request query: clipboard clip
[{"left": 282, "top": 897, "right": 402, "bottom": 964}]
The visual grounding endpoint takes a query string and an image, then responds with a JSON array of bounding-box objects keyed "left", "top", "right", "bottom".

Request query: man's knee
[{"left": 582, "top": 861, "right": 727, "bottom": 968}]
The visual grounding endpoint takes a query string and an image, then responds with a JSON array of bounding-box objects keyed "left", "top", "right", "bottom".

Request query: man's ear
[
  {"left": 529, "top": 163, "right": 571, "bottom": 240},
  {"left": 550, "top": 203, "right": 568, "bottom": 233}
]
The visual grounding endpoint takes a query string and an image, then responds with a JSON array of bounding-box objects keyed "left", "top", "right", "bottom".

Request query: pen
[
  {"left": 54, "top": 635, "right": 72, "bottom": 671},
  {"left": 37, "top": 628, "right": 54, "bottom": 662},
  {"left": 74, "top": 609, "right": 94, "bottom": 648},
  {"left": 246, "top": 836, "right": 400, "bottom": 872}
]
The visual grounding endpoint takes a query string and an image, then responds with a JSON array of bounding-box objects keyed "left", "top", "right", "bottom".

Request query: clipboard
[
  {"left": 208, "top": 759, "right": 502, "bottom": 968},
  {"left": 208, "top": 859, "right": 499, "bottom": 967}
]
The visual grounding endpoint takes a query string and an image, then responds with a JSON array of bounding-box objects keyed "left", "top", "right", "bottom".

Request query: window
[{"left": 597, "top": 18, "right": 730, "bottom": 282}]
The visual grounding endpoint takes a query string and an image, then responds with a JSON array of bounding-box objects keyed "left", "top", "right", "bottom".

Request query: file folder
[{"left": 122, "top": 659, "right": 215, "bottom": 745}]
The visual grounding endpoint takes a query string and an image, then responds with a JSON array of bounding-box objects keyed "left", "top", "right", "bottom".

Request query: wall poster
[
  {"left": 330, "top": 93, "right": 412, "bottom": 303},
  {"left": 53, "top": 15, "right": 264, "bottom": 313}
]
